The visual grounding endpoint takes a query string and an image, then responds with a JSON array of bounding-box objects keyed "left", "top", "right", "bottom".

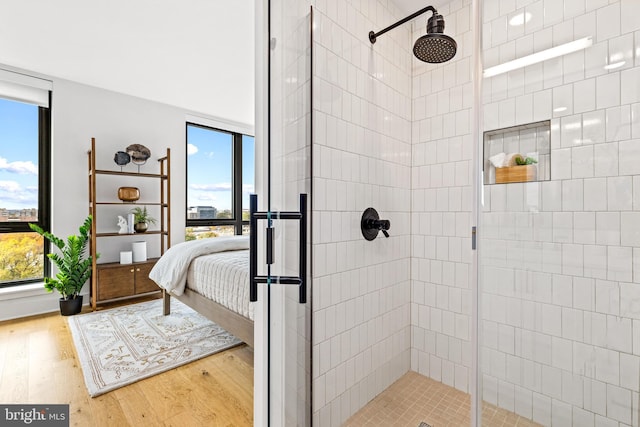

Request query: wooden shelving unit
[{"left": 88, "top": 137, "right": 171, "bottom": 309}]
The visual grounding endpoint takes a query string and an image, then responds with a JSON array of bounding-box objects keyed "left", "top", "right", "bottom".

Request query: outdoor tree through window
[{"left": 0, "top": 95, "right": 51, "bottom": 287}]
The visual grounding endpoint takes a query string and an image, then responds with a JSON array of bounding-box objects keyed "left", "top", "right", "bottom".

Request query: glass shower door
[
  {"left": 476, "top": 0, "right": 637, "bottom": 426},
  {"left": 253, "top": 0, "right": 312, "bottom": 425}
]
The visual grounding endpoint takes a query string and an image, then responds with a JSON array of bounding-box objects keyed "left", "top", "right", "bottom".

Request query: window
[
  {"left": 186, "top": 123, "right": 254, "bottom": 239},
  {"left": 0, "top": 72, "right": 52, "bottom": 287}
]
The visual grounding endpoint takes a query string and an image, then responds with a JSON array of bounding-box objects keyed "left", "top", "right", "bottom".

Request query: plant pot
[
  {"left": 134, "top": 222, "right": 148, "bottom": 233},
  {"left": 495, "top": 164, "right": 537, "bottom": 183},
  {"left": 59, "top": 295, "right": 83, "bottom": 316}
]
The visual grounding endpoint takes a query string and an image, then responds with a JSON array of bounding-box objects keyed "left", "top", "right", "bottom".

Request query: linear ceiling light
[{"left": 483, "top": 36, "right": 593, "bottom": 78}]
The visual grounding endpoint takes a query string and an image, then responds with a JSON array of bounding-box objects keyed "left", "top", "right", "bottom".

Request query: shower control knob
[
  {"left": 361, "top": 208, "right": 391, "bottom": 241},
  {"left": 364, "top": 218, "right": 390, "bottom": 233}
]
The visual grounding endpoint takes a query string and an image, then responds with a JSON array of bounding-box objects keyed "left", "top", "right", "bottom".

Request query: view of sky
[
  {"left": 0, "top": 98, "right": 39, "bottom": 210},
  {"left": 187, "top": 124, "right": 255, "bottom": 212},
  {"left": 0, "top": 100, "right": 255, "bottom": 214}
]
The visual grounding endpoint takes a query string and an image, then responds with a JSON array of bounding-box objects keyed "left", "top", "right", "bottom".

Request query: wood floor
[{"left": 0, "top": 297, "right": 254, "bottom": 427}]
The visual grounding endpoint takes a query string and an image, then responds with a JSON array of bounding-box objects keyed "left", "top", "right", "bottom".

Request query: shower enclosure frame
[
  {"left": 254, "top": 0, "right": 313, "bottom": 425},
  {"left": 471, "top": 0, "right": 482, "bottom": 425},
  {"left": 256, "top": 0, "right": 591, "bottom": 424}
]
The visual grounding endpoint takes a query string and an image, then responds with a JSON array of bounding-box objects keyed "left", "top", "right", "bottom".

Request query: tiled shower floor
[{"left": 343, "top": 371, "right": 541, "bottom": 426}]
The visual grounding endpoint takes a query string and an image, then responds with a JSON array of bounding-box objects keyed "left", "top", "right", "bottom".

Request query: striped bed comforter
[{"left": 186, "top": 249, "right": 253, "bottom": 321}]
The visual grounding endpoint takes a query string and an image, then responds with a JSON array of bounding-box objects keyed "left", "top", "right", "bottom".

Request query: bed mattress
[{"left": 186, "top": 249, "right": 253, "bottom": 321}]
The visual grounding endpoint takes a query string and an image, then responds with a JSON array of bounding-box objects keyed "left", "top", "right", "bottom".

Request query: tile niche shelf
[
  {"left": 87, "top": 137, "right": 171, "bottom": 309},
  {"left": 483, "top": 120, "right": 551, "bottom": 185}
]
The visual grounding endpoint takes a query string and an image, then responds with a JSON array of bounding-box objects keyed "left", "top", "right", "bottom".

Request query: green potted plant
[
  {"left": 29, "top": 215, "right": 98, "bottom": 316},
  {"left": 130, "top": 206, "right": 157, "bottom": 233},
  {"left": 513, "top": 154, "right": 538, "bottom": 166}
]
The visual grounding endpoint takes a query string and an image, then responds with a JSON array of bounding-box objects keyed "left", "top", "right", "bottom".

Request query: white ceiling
[
  {"left": 0, "top": 0, "right": 255, "bottom": 126},
  {"left": 0, "top": 0, "right": 455, "bottom": 126},
  {"left": 393, "top": 0, "right": 449, "bottom": 14}
]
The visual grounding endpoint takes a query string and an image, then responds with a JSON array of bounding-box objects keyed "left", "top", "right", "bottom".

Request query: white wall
[
  {"left": 311, "top": 1, "right": 413, "bottom": 425},
  {"left": 0, "top": 67, "right": 251, "bottom": 321},
  {"left": 53, "top": 77, "right": 186, "bottom": 260}
]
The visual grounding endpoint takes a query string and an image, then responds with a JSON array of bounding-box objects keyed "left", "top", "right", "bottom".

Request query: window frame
[
  {"left": 0, "top": 96, "right": 52, "bottom": 288},
  {"left": 185, "top": 122, "right": 251, "bottom": 236}
]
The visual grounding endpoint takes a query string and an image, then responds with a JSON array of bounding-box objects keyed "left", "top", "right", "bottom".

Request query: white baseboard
[{"left": 0, "top": 284, "right": 90, "bottom": 322}]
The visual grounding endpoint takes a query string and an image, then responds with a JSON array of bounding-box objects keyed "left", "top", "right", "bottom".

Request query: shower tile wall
[
  {"left": 311, "top": 0, "right": 413, "bottom": 425},
  {"left": 481, "top": 0, "right": 640, "bottom": 426},
  {"left": 410, "top": 0, "right": 475, "bottom": 394}
]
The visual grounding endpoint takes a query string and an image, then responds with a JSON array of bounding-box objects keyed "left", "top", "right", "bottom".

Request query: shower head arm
[{"left": 369, "top": 5, "right": 437, "bottom": 44}]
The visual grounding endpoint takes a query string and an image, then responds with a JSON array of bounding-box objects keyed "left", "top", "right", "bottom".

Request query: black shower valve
[
  {"left": 361, "top": 208, "right": 391, "bottom": 240},
  {"left": 365, "top": 218, "right": 390, "bottom": 236}
]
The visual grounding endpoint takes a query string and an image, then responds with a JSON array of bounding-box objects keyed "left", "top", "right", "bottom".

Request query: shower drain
[{"left": 418, "top": 423, "right": 432, "bottom": 427}]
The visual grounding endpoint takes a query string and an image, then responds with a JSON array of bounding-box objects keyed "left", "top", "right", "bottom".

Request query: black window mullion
[
  {"left": 233, "top": 132, "right": 243, "bottom": 235},
  {"left": 39, "top": 104, "right": 51, "bottom": 278}
]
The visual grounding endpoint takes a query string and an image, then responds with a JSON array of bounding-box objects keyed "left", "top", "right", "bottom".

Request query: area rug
[{"left": 68, "top": 298, "right": 241, "bottom": 397}]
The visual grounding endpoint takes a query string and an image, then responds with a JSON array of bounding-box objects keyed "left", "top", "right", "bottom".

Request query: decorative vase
[
  {"left": 127, "top": 213, "right": 135, "bottom": 233},
  {"left": 117, "top": 187, "right": 140, "bottom": 202},
  {"left": 134, "top": 222, "right": 148, "bottom": 233},
  {"left": 59, "top": 295, "right": 83, "bottom": 316},
  {"left": 132, "top": 241, "right": 147, "bottom": 262}
]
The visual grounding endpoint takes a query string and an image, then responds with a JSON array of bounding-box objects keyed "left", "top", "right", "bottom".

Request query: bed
[{"left": 149, "top": 235, "right": 254, "bottom": 347}]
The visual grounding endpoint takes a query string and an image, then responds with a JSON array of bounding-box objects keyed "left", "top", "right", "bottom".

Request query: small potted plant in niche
[
  {"left": 29, "top": 215, "right": 98, "bottom": 316},
  {"left": 130, "top": 206, "right": 156, "bottom": 233},
  {"left": 494, "top": 153, "right": 539, "bottom": 183}
]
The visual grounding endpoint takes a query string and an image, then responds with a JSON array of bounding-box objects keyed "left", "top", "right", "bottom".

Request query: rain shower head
[
  {"left": 413, "top": 34, "right": 458, "bottom": 63},
  {"left": 413, "top": 13, "right": 457, "bottom": 63},
  {"left": 368, "top": 5, "right": 457, "bottom": 64}
]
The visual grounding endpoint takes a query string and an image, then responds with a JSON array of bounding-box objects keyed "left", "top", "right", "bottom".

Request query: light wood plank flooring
[{"left": 0, "top": 297, "right": 254, "bottom": 427}]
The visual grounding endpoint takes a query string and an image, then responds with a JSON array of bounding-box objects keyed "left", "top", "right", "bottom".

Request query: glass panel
[
  {"left": 267, "top": 1, "right": 312, "bottom": 425},
  {"left": 185, "top": 225, "right": 236, "bottom": 241},
  {"left": 186, "top": 125, "right": 234, "bottom": 220},
  {"left": 0, "top": 232, "right": 44, "bottom": 283},
  {"left": 0, "top": 98, "right": 39, "bottom": 223},
  {"left": 477, "top": 0, "right": 631, "bottom": 426}
]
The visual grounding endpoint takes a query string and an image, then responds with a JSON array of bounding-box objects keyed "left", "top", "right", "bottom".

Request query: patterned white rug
[{"left": 68, "top": 298, "right": 241, "bottom": 397}]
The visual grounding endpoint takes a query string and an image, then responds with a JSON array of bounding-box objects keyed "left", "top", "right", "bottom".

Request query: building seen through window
[
  {"left": 185, "top": 123, "right": 254, "bottom": 240},
  {"left": 0, "top": 80, "right": 51, "bottom": 287}
]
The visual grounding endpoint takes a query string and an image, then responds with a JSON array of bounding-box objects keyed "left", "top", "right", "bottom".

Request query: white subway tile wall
[
  {"left": 481, "top": 0, "right": 640, "bottom": 426},
  {"left": 411, "top": 0, "right": 475, "bottom": 406},
  {"left": 308, "top": 0, "right": 640, "bottom": 425},
  {"left": 311, "top": 0, "right": 413, "bottom": 425}
]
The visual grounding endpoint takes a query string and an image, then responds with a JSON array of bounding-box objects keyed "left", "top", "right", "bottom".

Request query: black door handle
[{"left": 249, "top": 193, "right": 307, "bottom": 303}]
